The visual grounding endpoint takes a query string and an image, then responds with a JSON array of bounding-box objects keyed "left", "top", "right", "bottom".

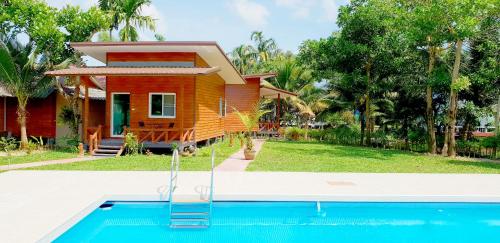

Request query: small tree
[
  {"left": 0, "top": 39, "right": 54, "bottom": 149},
  {"left": 234, "top": 100, "right": 270, "bottom": 152}
]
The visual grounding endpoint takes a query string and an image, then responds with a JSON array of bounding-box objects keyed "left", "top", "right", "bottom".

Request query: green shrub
[
  {"left": 124, "top": 132, "right": 142, "bottom": 155},
  {"left": 323, "top": 125, "right": 361, "bottom": 145},
  {"left": 0, "top": 137, "right": 18, "bottom": 155},
  {"left": 408, "top": 128, "right": 427, "bottom": 144},
  {"left": 308, "top": 129, "right": 326, "bottom": 141},
  {"left": 480, "top": 135, "right": 500, "bottom": 148},
  {"left": 57, "top": 105, "right": 80, "bottom": 136},
  {"left": 372, "top": 130, "right": 396, "bottom": 146},
  {"left": 285, "top": 127, "right": 305, "bottom": 141}
]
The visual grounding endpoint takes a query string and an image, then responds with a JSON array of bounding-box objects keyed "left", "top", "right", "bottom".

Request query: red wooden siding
[
  {"left": 194, "top": 55, "right": 225, "bottom": 141},
  {"left": 225, "top": 77, "right": 260, "bottom": 132},
  {"left": 105, "top": 76, "right": 195, "bottom": 138},
  {"left": 195, "top": 74, "right": 225, "bottom": 141},
  {"left": 103, "top": 52, "right": 225, "bottom": 142},
  {"left": 88, "top": 99, "right": 106, "bottom": 127},
  {"left": 0, "top": 97, "right": 5, "bottom": 132},
  {"left": 5, "top": 94, "right": 57, "bottom": 138}
]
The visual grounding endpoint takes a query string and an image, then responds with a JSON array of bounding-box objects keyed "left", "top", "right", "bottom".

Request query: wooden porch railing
[
  {"left": 259, "top": 122, "right": 280, "bottom": 132},
  {"left": 87, "top": 125, "right": 102, "bottom": 155},
  {"left": 123, "top": 127, "right": 195, "bottom": 144}
]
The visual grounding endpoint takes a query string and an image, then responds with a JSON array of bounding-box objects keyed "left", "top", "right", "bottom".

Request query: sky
[{"left": 46, "top": 0, "right": 348, "bottom": 54}]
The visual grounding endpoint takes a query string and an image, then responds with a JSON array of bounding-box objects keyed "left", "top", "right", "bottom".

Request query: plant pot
[
  {"left": 243, "top": 149, "right": 256, "bottom": 160},
  {"left": 180, "top": 151, "right": 192, "bottom": 157}
]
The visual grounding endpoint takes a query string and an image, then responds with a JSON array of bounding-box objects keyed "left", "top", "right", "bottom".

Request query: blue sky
[{"left": 46, "top": 0, "right": 348, "bottom": 53}]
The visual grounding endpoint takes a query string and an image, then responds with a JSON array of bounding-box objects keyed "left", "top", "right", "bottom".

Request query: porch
[{"left": 46, "top": 66, "right": 216, "bottom": 154}]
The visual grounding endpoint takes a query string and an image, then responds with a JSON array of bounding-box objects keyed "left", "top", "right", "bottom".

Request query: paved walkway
[
  {"left": 0, "top": 156, "right": 98, "bottom": 171},
  {"left": 215, "top": 139, "right": 265, "bottom": 171},
  {"left": 1, "top": 171, "right": 500, "bottom": 242}
]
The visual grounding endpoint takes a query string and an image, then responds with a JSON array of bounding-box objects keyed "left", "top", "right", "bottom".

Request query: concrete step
[
  {"left": 98, "top": 145, "right": 122, "bottom": 150},
  {"left": 94, "top": 149, "right": 120, "bottom": 154},
  {"left": 92, "top": 153, "right": 116, "bottom": 158}
]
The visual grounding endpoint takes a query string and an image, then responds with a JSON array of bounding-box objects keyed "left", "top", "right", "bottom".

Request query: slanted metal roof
[
  {"left": 45, "top": 66, "right": 221, "bottom": 77},
  {"left": 68, "top": 41, "right": 246, "bottom": 84}
]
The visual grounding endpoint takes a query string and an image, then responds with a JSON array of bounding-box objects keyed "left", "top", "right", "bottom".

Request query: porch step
[
  {"left": 92, "top": 153, "right": 117, "bottom": 158},
  {"left": 98, "top": 145, "right": 122, "bottom": 150},
  {"left": 92, "top": 145, "right": 123, "bottom": 158},
  {"left": 95, "top": 149, "right": 121, "bottom": 154}
]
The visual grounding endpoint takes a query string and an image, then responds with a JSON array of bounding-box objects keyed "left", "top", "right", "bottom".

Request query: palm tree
[
  {"left": 98, "top": 0, "right": 121, "bottom": 37},
  {"left": 117, "top": 0, "right": 156, "bottom": 41},
  {"left": 229, "top": 44, "right": 256, "bottom": 75},
  {"left": 0, "top": 39, "right": 54, "bottom": 148},
  {"left": 250, "top": 31, "right": 277, "bottom": 62},
  {"left": 290, "top": 85, "right": 331, "bottom": 139},
  {"left": 234, "top": 100, "right": 270, "bottom": 155}
]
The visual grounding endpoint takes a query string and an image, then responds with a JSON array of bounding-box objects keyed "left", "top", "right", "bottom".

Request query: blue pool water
[{"left": 54, "top": 201, "right": 500, "bottom": 243}]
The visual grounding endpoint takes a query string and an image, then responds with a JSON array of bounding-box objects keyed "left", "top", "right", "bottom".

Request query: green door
[{"left": 112, "top": 94, "right": 130, "bottom": 136}]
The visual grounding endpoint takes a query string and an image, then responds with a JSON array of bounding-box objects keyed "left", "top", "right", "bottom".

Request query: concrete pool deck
[{"left": 1, "top": 171, "right": 500, "bottom": 242}]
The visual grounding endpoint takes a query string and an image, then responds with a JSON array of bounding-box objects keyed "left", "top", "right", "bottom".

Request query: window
[
  {"left": 219, "top": 97, "right": 226, "bottom": 117},
  {"left": 149, "top": 93, "right": 176, "bottom": 118}
]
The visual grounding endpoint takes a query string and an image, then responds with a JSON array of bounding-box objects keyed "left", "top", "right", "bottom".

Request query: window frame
[
  {"left": 148, "top": 92, "right": 176, "bottom": 119},
  {"left": 219, "top": 97, "right": 226, "bottom": 117}
]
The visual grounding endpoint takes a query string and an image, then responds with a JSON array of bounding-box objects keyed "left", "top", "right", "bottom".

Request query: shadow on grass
[
  {"left": 446, "top": 160, "right": 500, "bottom": 171},
  {"left": 265, "top": 140, "right": 418, "bottom": 161}
]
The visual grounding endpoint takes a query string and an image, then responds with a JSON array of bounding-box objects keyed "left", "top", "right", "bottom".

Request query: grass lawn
[
  {"left": 0, "top": 149, "right": 77, "bottom": 166},
  {"left": 247, "top": 141, "right": 500, "bottom": 173},
  {"left": 30, "top": 141, "right": 241, "bottom": 171}
]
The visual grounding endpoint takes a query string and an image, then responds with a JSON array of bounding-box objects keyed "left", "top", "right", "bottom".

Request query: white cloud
[
  {"left": 321, "top": 0, "right": 338, "bottom": 22},
  {"left": 231, "top": 0, "right": 270, "bottom": 28},
  {"left": 274, "top": 0, "right": 315, "bottom": 18},
  {"left": 142, "top": 4, "right": 168, "bottom": 36}
]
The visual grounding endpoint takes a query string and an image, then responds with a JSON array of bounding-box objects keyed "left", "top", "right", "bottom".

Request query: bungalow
[{"left": 35, "top": 41, "right": 294, "bottom": 156}]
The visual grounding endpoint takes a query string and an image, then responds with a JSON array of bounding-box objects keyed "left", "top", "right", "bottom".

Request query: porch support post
[
  {"left": 276, "top": 93, "right": 281, "bottom": 129},
  {"left": 83, "top": 84, "right": 89, "bottom": 143},
  {"left": 73, "top": 76, "right": 81, "bottom": 142},
  {"left": 179, "top": 81, "right": 185, "bottom": 147}
]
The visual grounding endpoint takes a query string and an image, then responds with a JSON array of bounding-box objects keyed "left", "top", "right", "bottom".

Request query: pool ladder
[{"left": 168, "top": 147, "right": 215, "bottom": 229}]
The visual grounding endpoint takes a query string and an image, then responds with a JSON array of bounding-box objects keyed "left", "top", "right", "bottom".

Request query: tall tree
[
  {"left": 442, "top": 0, "right": 494, "bottom": 156},
  {"left": 250, "top": 31, "right": 277, "bottom": 63},
  {"left": 229, "top": 44, "right": 256, "bottom": 75},
  {"left": 0, "top": 40, "right": 53, "bottom": 148},
  {"left": 117, "top": 0, "right": 156, "bottom": 41},
  {"left": 334, "top": 0, "right": 396, "bottom": 145},
  {"left": 398, "top": 0, "right": 450, "bottom": 154},
  {"left": 98, "top": 0, "right": 121, "bottom": 37}
]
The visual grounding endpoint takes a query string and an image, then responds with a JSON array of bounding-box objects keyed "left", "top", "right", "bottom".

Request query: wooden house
[{"left": 26, "top": 41, "right": 295, "bottom": 156}]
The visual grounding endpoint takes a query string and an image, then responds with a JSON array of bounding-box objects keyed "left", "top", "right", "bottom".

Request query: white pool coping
[{"left": 1, "top": 171, "right": 500, "bottom": 242}]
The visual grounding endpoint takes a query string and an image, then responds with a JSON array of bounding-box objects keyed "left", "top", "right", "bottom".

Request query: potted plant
[
  {"left": 228, "top": 132, "right": 234, "bottom": 147},
  {"left": 234, "top": 100, "right": 270, "bottom": 160}
]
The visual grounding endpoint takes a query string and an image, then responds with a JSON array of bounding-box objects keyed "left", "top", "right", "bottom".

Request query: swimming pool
[{"left": 54, "top": 201, "right": 500, "bottom": 243}]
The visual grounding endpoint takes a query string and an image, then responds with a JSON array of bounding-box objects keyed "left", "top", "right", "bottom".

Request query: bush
[
  {"left": 323, "top": 125, "right": 361, "bottom": 145},
  {"left": 480, "top": 135, "right": 500, "bottom": 148},
  {"left": 371, "top": 130, "right": 396, "bottom": 147},
  {"left": 308, "top": 129, "right": 326, "bottom": 141},
  {"left": 285, "top": 127, "right": 305, "bottom": 141},
  {"left": 124, "top": 132, "right": 142, "bottom": 155},
  {"left": 0, "top": 137, "right": 18, "bottom": 155},
  {"left": 408, "top": 128, "right": 427, "bottom": 144}
]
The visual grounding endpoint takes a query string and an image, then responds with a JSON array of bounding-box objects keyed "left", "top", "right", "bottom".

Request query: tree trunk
[
  {"left": 442, "top": 125, "right": 449, "bottom": 156},
  {"left": 426, "top": 46, "right": 437, "bottom": 154},
  {"left": 446, "top": 39, "right": 464, "bottom": 157},
  {"left": 496, "top": 94, "right": 500, "bottom": 136},
  {"left": 365, "top": 61, "right": 372, "bottom": 146},
  {"left": 70, "top": 77, "right": 81, "bottom": 139},
  {"left": 17, "top": 98, "right": 29, "bottom": 149},
  {"left": 360, "top": 111, "right": 365, "bottom": 145}
]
